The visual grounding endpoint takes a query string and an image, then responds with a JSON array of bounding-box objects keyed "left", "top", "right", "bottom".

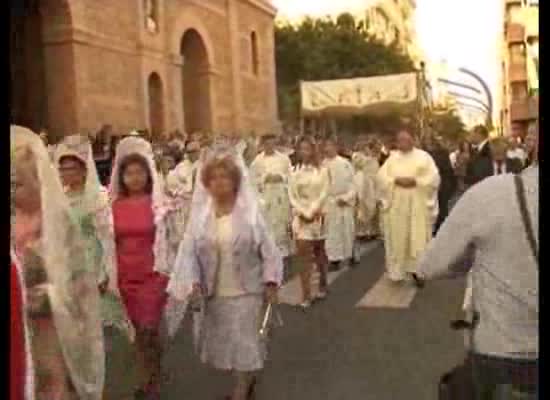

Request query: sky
[{"left": 271, "top": 0, "right": 503, "bottom": 120}]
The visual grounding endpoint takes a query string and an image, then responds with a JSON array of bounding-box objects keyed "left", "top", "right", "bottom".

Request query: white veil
[
  {"left": 54, "top": 135, "right": 103, "bottom": 212},
  {"left": 11, "top": 125, "right": 104, "bottom": 400},
  {"left": 109, "top": 136, "right": 170, "bottom": 275},
  {"left": 165, "top": 139, "right": 266, "bottom": 337},
  {"left": 54, "top": 135, "right": 123, "bottom": 298}
]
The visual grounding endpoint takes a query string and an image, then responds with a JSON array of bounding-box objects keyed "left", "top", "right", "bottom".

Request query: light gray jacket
[
  {"left": 177, "top": 210, "right": 283, "bottom": 299},
  {"left": 418, "top": 166, "right": 538, "bottom": 359}
]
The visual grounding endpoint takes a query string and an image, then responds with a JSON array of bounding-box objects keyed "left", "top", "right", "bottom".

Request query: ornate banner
[{"left": 300, "top": 73, "right": 419, "bottom": 116}]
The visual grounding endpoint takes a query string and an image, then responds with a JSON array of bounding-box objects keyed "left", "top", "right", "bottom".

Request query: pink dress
[{"left": 113, "top": 195, "right": 168, "bottom": 331}]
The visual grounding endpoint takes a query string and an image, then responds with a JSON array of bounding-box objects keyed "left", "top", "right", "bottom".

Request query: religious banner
[{"left": 300, "top": 73, "right": 419, "bottom": 117}]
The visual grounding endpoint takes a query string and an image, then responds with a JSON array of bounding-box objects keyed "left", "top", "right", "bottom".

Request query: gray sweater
[{"left": 418, "top": 166, "right": 538, "bottom": 359}]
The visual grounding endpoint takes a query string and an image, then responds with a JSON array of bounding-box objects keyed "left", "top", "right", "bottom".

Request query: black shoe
[
  {"left": 450, "top": 319, "right": 473, "bottom": 330},
  {"left": 328, "top": 261, "right": 341, "bottom": 272},
  {"left": 410, "top": 273, "right": 425, "bottom": 289}
]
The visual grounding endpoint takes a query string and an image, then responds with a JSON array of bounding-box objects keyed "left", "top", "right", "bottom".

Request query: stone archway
[
  {"left": 10, "top": 0, "right": 50, "bottom": 132},
  {"left": 180, "top": 29, "right": 212, "bottom": 133},
  {"left": 10, "top": 0, "right": 77, "bottom": 140},
  {"left": 147, "top": 72, "right": 164, "bottom": 137}
]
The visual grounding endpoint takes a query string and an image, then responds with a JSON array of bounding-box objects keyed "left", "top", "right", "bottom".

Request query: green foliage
[
  {"left": 275, "top": 13, "right": 416, "bottom": 122},
  {"left": 429, "top": 109, "right": 467, "bottom": 143}
]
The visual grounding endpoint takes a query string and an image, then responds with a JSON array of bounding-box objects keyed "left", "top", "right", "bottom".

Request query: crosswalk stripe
[{"left": 355, "top": 274, "right": 417, "bottom": 309}]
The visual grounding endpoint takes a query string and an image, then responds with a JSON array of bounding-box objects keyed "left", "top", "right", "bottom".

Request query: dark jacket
[
  {"left": 469, "top": 157, "right": 523, "bottom": 185},
  {"left": 465, "top": 141, "right": 492, "bottom": 186},
  {"left": 428, "top": 146, "right": 457, "bottom": 201}
]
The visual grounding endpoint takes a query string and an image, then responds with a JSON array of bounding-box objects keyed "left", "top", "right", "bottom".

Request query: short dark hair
[
  {"left": 117, "top": 153, "right": 153, "bottom": 196},
  {"left": 295, "top": 135, "right": 320, "bottom": 166},
  {"left": 472, "top": 124, "right": 489, "bottom": 138}
]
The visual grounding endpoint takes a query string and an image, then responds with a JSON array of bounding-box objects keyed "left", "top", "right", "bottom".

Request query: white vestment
[
  {"left": 288, "top": 164, "right": 330, "bottom": 241},
  {"left": 165, "top": 158, "right": 198, "bottom": 260},
  {"left": 352, "top": 152, "right": 379, "bottom": 237},
  {"left": 250, "top": 151, "right": 292, "bottom": 256},
  {"left": 323, "top": 155, "right": 356, "bottom": 262},
  {"left": 377, "top": 148, "right": 440, "bottom": 281}
]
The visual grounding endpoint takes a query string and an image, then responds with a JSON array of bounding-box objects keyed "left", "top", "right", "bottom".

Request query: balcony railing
[
  {"left": 510, "top": 100, "right": 530, "bottom": 122},
  {"left": 510, "top": 97, "right": 537, "bottom": 122},
  {"left": 506, "top": 23, "right": 525, "bottom": 43},
  {"left": 509, "top": 62, "right": 528, "bottom": 82}
]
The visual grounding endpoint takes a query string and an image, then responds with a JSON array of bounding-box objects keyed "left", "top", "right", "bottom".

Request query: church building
[{"left": 10, "top": 0, "right": 279, "bottom": 140}]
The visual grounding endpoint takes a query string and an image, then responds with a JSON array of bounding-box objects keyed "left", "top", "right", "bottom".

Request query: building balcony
[
  {"left": 510, "top": 100, "right": 529, "bottom": 122},
  {"left": 510, "top": 97, "right": 537, "bottom": 122},
  {"left": 505, "top": 0, "right": 522, "bottom": 6},
  {"left": 508, "top": 62, "right": 528, "bottom": 82},
  {"left": 506, "top": 23, "right": 525, "bottom": 44}
]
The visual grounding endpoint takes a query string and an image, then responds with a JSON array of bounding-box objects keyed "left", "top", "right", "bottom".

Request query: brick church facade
[{"left": 11, "top": 0, "right": 279, "bottom": 140}]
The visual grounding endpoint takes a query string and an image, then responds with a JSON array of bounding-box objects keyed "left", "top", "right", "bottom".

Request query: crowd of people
[{"left": 11, "top": 119, "right": 538, "bottom": 400}]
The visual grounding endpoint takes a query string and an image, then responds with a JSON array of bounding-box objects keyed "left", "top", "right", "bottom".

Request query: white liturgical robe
[
  {"left": 323, "top": 155, "right": 356, "bottom": 262},
  {"left": 250, "top": 151, "right": 293, "bottom": 256},
  {"left": 377, "top": 148, "right": 440, "bottom": 281}
]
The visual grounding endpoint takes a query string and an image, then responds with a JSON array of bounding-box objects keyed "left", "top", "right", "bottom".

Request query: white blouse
[{"left": 215, "top": 215, "right": 245, "bottom": 297}]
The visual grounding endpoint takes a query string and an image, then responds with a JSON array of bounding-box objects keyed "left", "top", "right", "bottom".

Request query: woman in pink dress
[{"left": 110, "top": 137, "right": 171, "bottom": 400}]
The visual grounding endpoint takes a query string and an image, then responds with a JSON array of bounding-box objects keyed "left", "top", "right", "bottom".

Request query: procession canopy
[{"left": 300, "top": 73, "right": 420, "bottom": 118}]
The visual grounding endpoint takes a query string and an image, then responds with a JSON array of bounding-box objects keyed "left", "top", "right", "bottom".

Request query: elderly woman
[
  {"left": 12, "top": 125, "right": 104, "bottom": 400},
  {"left": 167, "top": 148, "right": 283, "bottom": 400}
]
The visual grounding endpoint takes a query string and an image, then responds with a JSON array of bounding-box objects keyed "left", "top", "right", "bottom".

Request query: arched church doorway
[
  {"left": 147, "top": 72, "right": 164, "bottom": 137},
  {"left": 180, "top": 29, "right": 212, "bottom": 133},
  {"left": 10, "top": 0, "right": 49, "bottom": 132}
]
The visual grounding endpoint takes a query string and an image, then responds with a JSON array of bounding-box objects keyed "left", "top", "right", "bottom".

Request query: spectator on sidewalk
[{"left": 416, "top": 127, "right": 539, "bottom": 398}]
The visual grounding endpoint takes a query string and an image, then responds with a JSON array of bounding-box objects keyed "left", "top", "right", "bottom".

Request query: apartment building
[
  {"left": 500, "top": 0, "right": 538, "bottom": 138},
  {"left": 365, "top": 0, "right": 422, "bottom": 63}
]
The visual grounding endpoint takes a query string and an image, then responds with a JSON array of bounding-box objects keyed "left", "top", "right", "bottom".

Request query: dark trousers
[
  {"left": 470, "top": 353, "right": 538, "bottom": 399},
  {"left": 434, "top": 195, "right": 450, "bottom": 234}
]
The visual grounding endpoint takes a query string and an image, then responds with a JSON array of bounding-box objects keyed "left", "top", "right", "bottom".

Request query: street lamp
[
  {"left": 458, "top": 68, "right": 493, "bottom": 129},
  {"left": 447, "top": 91, "right": 490, "bottom": 113}
]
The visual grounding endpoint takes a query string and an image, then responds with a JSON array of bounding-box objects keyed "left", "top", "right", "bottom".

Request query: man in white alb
[
  {"left": 250, "top": 134, "right": 293, "bottom": 263},
  {"left": 377, "top": 129, "right": 440, "bottom": 283},
  {"left": 322, "top": 137, "right": 356, "bottom": 270}
]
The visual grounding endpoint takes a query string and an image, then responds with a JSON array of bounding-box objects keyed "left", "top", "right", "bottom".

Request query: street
[{"left": 105, "top": 241, "right": 467, "bottom": 400}]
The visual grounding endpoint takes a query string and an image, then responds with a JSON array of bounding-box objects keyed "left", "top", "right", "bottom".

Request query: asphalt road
[{"left": 105, "top": 242, "right": 467, "bottom": 400}]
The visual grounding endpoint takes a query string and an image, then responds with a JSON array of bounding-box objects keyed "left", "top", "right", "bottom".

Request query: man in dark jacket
[
  {"left": 424, "top": 136, "right": 457, "bottom": 233},
  {"left": 465, "top": 125, "right": 492, "bottom": 186}
]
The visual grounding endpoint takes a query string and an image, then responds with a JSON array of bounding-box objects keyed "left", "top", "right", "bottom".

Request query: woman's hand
[
  {"left": 98, "top": 278, "right": 109, "bottom": 295},
  {"left": 264, "top": 283, "right": 278, "bottom": 304},
  {"left": 265, "top": 174, "right": 283, "bottom": 184},
  {"left": 336, "top": 198, "right": 348, "bottom": 207},
  {"left": 395, "top": 177, "right": 417, "bottom": 188},
  {"left": 27, "top": 284, "right": 50, "bottom": 314}
]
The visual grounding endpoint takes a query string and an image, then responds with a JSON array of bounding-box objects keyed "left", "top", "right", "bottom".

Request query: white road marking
[{"left": 355, "top": 274, "right": 417, "bottom": 309}]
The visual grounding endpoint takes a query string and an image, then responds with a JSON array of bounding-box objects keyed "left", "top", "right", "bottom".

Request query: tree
[
  {"left": 429, "top": 108, "right": 467, "bottom": 143},
  {"left": 275, "top": 13, "right": 416, "bottom": 124}
]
